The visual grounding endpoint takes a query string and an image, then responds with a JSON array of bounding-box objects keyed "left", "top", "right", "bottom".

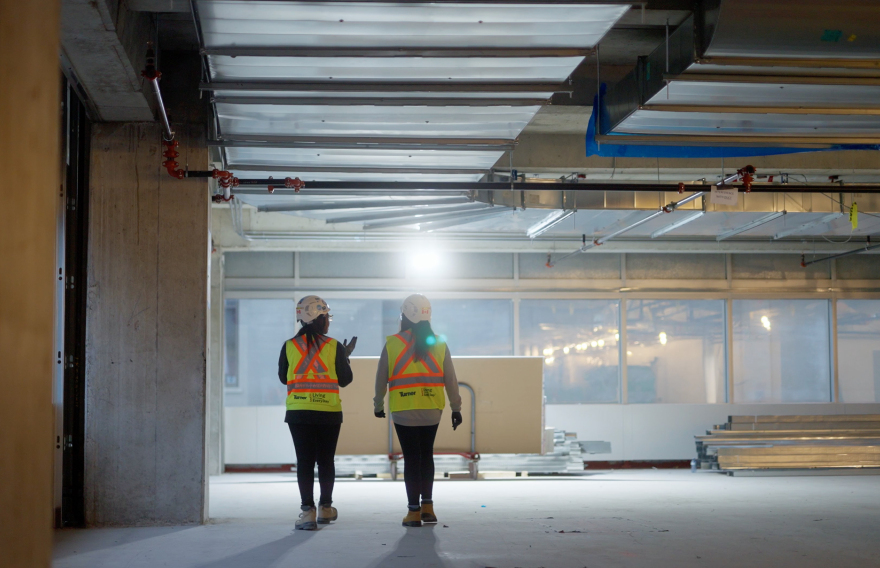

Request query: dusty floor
[{"left": 54, "top": 470, "right": 880, "bottom": 568}]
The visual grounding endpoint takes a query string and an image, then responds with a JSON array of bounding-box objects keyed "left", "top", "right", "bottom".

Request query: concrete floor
[{"left": 54, "top": 470, "right": 880, "bottom": 568}]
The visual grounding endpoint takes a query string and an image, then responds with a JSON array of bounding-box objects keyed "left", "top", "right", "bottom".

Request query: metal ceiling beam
[
  {"left": 234, "top": 189, "right": 470, "bottom": 197},
  {"left": 211, "top": 137, "right": 516, "bottom": 151},
  {"left": 650, "top": 211, "right": 705, "bottom": 238},
  {"left": 594, "top": 134, "right": 880, "bottom": 148},
  {"left": 326, "top": 203, "right": 492, "bottom": 224},
  {"left": 257, "top": 197, "right": 469, "bottom": 213},
  {"left": 363, "top": 206, "right": 507, "bottom": 230},
  {"left": 226, "top": 180, "right": 880, "bottom": 193},
  {"left": 640, "top": 104, "right": 880, "bottom": 116},
  {"left": 527, "top": 210, "right": 576, "bottom": 238},
  {"left": 200, "top": 81, "right": 571, "bottom": 94},
  {"left": 664, "top": 74, "right": 880, "bottom": 87},
  {"left": 228, "top": 165, "right": 488, "bottom": 175},
  {"left": 773, "top": 213, "right": 845, "bottom": 240},
  {"left": 203, "top": 46, "right": 593, "bottom": 58},
  {"left": 212, "top": 95, "right": 548, "bottom": 107},
  {"left": 717, "top": 212, "right": 787, "bottom": 241},
  {"left": 695, "top": 56, "right": 880, "bottom": 71},
  {"left": 420, "top": 208, "right": 516, "bottom": 232}
]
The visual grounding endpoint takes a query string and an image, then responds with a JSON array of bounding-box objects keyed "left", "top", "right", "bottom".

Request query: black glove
[
  {"left": 375, "top": 410, "right": 386, "bottom": 418},
  {"left": 342, "top": 336, "right": 358, "bottom": 357},
  {"left": 451, "top": 411, "right": 463, "bottom": 431}
]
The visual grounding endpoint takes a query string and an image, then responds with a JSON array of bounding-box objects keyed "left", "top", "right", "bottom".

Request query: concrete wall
[
  {"left": 85, "top": 122, "right": 209, "bottom": 525},
  {"left": 207, "top": 250, "right": 224, "bottom": 475},
  {"left": 547, "top": 403, "right": 880, "bottom": 462},
  {"left": 0, "top": 0, "right": 60, "bottom": 564}
]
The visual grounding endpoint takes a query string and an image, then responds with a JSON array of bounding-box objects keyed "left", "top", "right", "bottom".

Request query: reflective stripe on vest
[
  {"left": 286, "top": 336, "right": 341, "bottom": 412},
  {"left": 386, "top": 330, "right": 446, "bottom": 412}
]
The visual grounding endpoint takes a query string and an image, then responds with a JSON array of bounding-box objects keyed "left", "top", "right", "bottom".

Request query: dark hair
[
  {"left": 296, "top": 314, "right": 328, "bottom": 351},
  {"left": 400, "top": 316, "right": 436, "bottom": 361}
]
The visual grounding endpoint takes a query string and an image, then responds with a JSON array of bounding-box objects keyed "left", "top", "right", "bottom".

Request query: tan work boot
[
  {"left": 296, "top": 506, "right": 317, "bottom": 530},
  {"left": 420, "top": 502, "right": 437, "bottom": 524},
  {"left": 402, "top": 509, "right": 422, "bottom": 527},
  {"left": 317, "top": 504, "right": 338, "bottom": 524}
]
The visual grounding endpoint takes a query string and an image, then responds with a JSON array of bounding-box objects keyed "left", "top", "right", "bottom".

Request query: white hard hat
[
  {"left": 401, "top": 294, "right": 431, "bottom": 323},
  {"left": 296, "top": 295, "right": 331, "bottom": 324}
]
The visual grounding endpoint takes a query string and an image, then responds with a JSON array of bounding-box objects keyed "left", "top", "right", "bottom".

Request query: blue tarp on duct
[{"left": 585, "top": 85, "right": 880, "bottom": 159}]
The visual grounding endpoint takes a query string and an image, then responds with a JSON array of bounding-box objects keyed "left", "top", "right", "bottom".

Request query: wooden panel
[{"left": 0, "top": 0, "right": 60, "bottom": 563}]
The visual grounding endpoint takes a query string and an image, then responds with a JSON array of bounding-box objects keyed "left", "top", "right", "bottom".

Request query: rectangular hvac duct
[{"left": 604, "top": 1, "right": 880, "bottom": 143}]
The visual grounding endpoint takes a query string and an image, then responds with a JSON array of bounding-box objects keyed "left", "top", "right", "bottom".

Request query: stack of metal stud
[{"left": 696, "top": 415, "right": 880, "bottom": 472}]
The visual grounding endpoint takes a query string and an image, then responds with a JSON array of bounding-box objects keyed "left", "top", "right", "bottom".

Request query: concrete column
[
  {"left": 0, "top": 0, "right": 60, "bottom": 565},
  {"left": 207, "top": 249, "right": 225, "bottom": 476},
  {"left": 85, "top": 122, "right": 209, "bottom": 526}
]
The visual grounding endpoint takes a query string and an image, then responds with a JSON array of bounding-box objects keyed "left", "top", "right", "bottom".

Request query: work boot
[
  {"left": 295, "top": 506, "right": 317, "bottom": 530},
  {"left": 420, "top": 502, "right": 437, "bottom": 524},
  {"left": 402, "top": 509, "right": 422, "bottom": 527},
  {"left": 317, "top": 504, "right": 338, "bottom": 524}
]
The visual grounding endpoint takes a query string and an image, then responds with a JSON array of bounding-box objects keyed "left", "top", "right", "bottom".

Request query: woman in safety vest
[
  {"left": 374, "top": 294, "right": 462, "bottom": 527},
  {"left": 278, "top": 295, "right": 356, "bottom": 530}
]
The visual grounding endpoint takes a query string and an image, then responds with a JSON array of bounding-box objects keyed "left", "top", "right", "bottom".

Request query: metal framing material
[
  {"left": 695, "top": 56, "right": 880, "bottom": 71},
  {"left": 715, "top": 211, "right": 785, "bottom": 241},
  {"left": 420, "top": 208, "right": 514, "bottom": 231},
  {"left": 716, "top": 212, "right": 786, "bottom": 241},
  {"left": 200, "top": 81, "right": 572, "bottom": 94},
  {"left": 202, "top": 46, "right": 594, "bottom": 58},
  {"left": 257, "top": 197, "right": 470, "bottom": 213},
  {"left": 363, "top": 206, "right": 510, "bottom": 230},
  {"left": 640, "top": 104, "right": 880, "bottom": 116},
  {"left": 651, "top": 211, "right": 705, "bottom": 238},
  {"left": 527, "top": 210, "right": 575, "bottom": 238},
  {"left": 326, "top": 203, "right": 491, "bottom": 224},
  {"left": 667, "top": 74, "right": 880, "bottom": 87},
  {"left": 228, "top": 165, "right": 488, "bottom": 175},
  {"left": 226, "top": 180, "right": 880, "bottom": 193},
  {"left": 212, "top": 95, "right": 549, "bottom": 107},
  {"left": 211, "top": 137, "right": 517, "bottom": 151},
  {"left": 773, "top": 213, "right": 844, "bottom": 240},
  {"left": 595, "top": 134, "right": 880, "bottom": 147}
]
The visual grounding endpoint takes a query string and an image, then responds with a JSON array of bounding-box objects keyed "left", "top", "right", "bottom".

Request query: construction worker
[
  {"left": 374, "top": 294, "right": 463, "bottom": 527},
  {"left": 278, "top": 295, "right": 356, "bottom": 530}
]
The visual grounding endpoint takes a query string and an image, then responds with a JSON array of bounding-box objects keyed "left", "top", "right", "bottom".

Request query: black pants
[
  {"left": 288, "top": 423, "right": 341, "bottom": 507},
  {"left": 394, "top": 423, "right": 439, "bottom": 510}
]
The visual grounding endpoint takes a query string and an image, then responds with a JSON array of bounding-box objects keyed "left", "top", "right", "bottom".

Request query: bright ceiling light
[
  {"left": 615, "top": 333, "right": 620, "bottom": 340},
  {"left": 659, "top": 332, "right": 668, "bottom": 346},
  {"left": 597, "top": 339, "right": 605, "bottom": 347},
  {"left": 761, "top": 316, "right": 771, "bottom": 331},
  {"left": 590, "top": 341, "right": 598, "bottom": 348},
  {"left": 545, "top": 356, "right": 555, "bottom": 365},
  {"left": 563, "top": 346, "right": 570, "bottom": 355},
  {"left": 410, "top": 251, "right": 440, "bottom": 273},
  {"left": 542, "top": 347, "right": 554, "bottom": 356}
]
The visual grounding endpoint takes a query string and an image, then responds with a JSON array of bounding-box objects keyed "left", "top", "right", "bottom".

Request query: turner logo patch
[
  {"left": 293, "top": 395, "right": 308, "bottom": 401},
  {"left": 399, "top": 391, "right": 416, "bottom": 397}
]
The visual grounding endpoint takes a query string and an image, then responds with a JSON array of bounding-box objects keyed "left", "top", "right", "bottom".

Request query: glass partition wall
[{"left": 222, "top": 251, "right": 878, "bottom": 406}]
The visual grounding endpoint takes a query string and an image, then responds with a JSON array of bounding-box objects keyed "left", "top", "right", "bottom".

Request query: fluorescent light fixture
[
  {"left": 717, "top": 212, "right": 786, "bottom": 241},
  {"left": 563, "top": 346, "right": 570, "bottom": 354},
  {"left": 590, "top": 341, "right": 598, "bottom": 348},
  {"left": 545, "top": 356, "right": 555, "bottom": 365},
  {"left": 761, "top": 316, "right": 771, "bottom": 331},
  {"left": 650, "top": 211, "right": 705, "bottom": 238},
  {"left": 527, "top": 210, "right": 575, "bottom": 239},
  {"left": 773, "top": 213, "right": 844, "bottom": 240},
  {"left": 659, "top": 332, "right": 668, "bottom": 345},
  {"left": 542, "top": 347, "right": 554, "bottom": 356},
  {"left": 597, "top": 339, "right": 605, "bottom": 347}
]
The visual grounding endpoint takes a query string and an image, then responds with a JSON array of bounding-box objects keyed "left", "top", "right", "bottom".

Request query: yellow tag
[{"left": 850, "top": 202, "right": 858, "bottom": 229}]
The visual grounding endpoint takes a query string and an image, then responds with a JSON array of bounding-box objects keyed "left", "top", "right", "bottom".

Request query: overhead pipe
[
  {"left": 141, "top": 43, "right": 303, "bottom": 202},
  {"left": 547, "top": 189, "right": 707, "bottom": 267},
  {"left": 801, "top": 238, "right": 880, "bottom": 267}
]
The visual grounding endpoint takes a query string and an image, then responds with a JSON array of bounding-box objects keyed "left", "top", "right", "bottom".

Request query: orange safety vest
[
  {"left": 386, "top": 330, "right": 446, "bottom": 412},
  {"left": 285, "top": 335, "right": 341, "bottom": 412}
]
